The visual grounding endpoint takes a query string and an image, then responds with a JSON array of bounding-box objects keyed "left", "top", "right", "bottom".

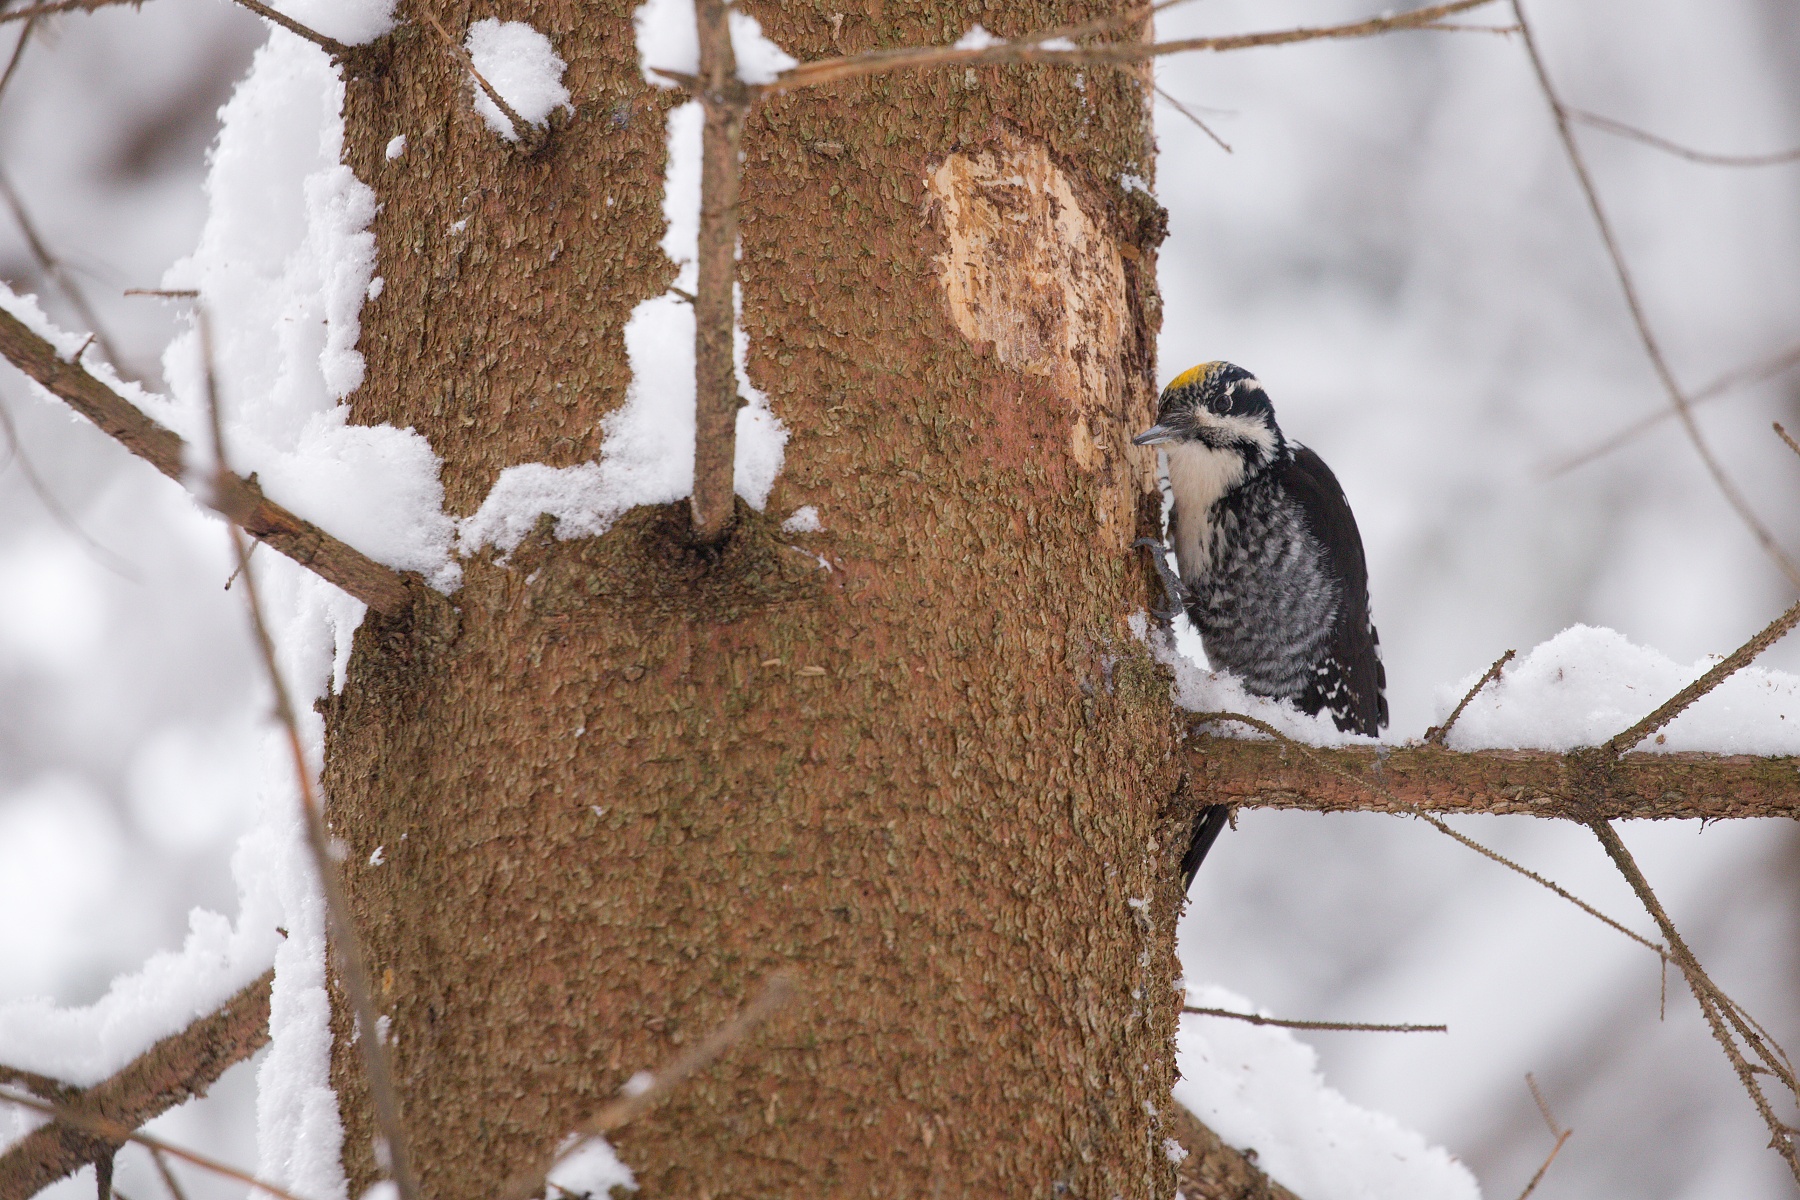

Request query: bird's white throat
[{"left": 1164, "top": 441, "right": 1248, "bottom": 581}]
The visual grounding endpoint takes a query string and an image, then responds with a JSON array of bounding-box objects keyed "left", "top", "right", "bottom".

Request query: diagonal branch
[
  {"left": 1511, "top": 0, "right": 1800, "bottom": 591},
  {"left": 761, "top": 0, "right": 1497, "bottom": 92},
  {"left": 0, "top": 0, "right": 137, "bottom": 25},
  {"left": 0, "top": 305, "right": 414, "bottom": 615},
  {"left": 0, "top": 971, "right": 273, "bottom": 1200}
]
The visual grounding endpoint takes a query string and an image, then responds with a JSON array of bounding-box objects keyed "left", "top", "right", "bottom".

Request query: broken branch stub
[{"left": 689, "top": 0, "right": 748, "bottom": 545}]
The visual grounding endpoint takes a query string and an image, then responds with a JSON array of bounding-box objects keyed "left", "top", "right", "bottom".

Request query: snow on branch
[
  {"left": 0, "top": 970, "right": 273, "bottom": 1200},
  {"left": 0, "top": 304, "right": 414, "bottom": 615}
]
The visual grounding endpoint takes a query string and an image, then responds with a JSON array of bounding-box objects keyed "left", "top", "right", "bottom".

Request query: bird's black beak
[{"left": 1132, "top": 423, "right": 1179, "bottom": 446}]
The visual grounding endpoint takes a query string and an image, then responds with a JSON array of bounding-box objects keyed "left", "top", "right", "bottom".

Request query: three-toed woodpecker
[{"left": 1135, "top": 362, "right": 1387, "bottom": 889}]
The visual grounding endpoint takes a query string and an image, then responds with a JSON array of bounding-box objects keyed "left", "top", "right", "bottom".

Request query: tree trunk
[{"left": 323, "top": 3, "right": 1187, "bottom": 1196}]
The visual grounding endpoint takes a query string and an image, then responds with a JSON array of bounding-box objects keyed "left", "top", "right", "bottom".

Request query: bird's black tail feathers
[{"left": 1180, "top": 804, "right": 1231, "bottom": 892}]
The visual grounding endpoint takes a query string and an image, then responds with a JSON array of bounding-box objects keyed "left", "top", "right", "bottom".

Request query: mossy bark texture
[{"left": 324, "top": 3, "right": 1196, "bottom": 1196}]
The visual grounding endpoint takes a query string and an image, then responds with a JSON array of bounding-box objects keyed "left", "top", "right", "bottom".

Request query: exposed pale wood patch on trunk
[{"left": 926, "top": 131, "right": 1151, "bottom": 544}]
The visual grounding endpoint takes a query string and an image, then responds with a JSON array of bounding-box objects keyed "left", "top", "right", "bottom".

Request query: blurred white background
[{"left": 0, "top": 0, "right": 1795, "bottom": 1197}]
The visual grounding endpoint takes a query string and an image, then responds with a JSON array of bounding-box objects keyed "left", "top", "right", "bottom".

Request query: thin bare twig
[
  {"left": 148, "top": 1147, "right": 190, "bottom": 1200},
  {"left": 1581, "top": 818, "right": 1800, "bottom": 1183},
  {"left": 416, "top": 6, "right": 541, "bottom": 149},
  {"left": 500, "top": 973, "right": 796, "bottom": 1200},
  {"left": 1511, "top": 0, "right": 1800, "bottom": 591},
  {"left": 1544, "top": 339, "right": 1800, "bottom": 478},
  {"left": 1188, "top": 712, "right": 1668, "bottom": 957},
  {"left": 1154, "top": 85, "right": 1231, "bottom": 152},
  {"left": 0, "top": 388, "right": 139, "bottom": 579},
  {"left": 0, "top": 12, "right": 35, "bottom": 104},
  {"left": 196, "top": 322, "right": 417, "bottom": 1200},
  {"left": 1605, "top": 599, "right": 1800, "bottom": 753},
  {"left": 1182, "top": 1006, "right": 1446, "bottom": 1033},
  {"left": 1525, "top": 1073, "right": 1562, "bottom": 1138},
  {"left": 197, "top": 314, "right": 421, "bottom": 1200},
  {"left": 1775, "top": 422, "right": 1800, "bottom": 463},
  {"left": 1568, "top": 107, "right": 1800, "bottom": 168},
  {"left": 0, "top": 169, "right": 126, "bottom": 371},
  {"left": 0, "top": 1088, "right": 309, "bottom": 1200},
  {"left": 760, "top": 0, "right": 1498, "bottom": 93},
  {"left": 0, "top": 0, "right": 135, "bottom": 25},
  {"left": 1424, "top": 648, "right": 1515, "bottom": 745},
  {"left": 1513, "top": 1128, "right": 1572, "bottom": 1200},
  {"left": 225, "top": 0, "right": 352, "bottom": 59}
]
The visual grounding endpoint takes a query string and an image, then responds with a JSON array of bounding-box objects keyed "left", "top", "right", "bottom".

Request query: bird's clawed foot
[{"left": 1134, "top": 537, "right": 1188, "bottom": 624}]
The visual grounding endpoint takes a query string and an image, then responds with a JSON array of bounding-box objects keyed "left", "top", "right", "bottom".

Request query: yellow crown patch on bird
[{"left": 1166, "top": 361, "right": 1225, "bottom": 392}]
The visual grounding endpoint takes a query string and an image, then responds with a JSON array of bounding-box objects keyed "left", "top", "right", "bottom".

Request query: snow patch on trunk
[{"left": 460, "top": 7, "right": 789, "bottom": 555}]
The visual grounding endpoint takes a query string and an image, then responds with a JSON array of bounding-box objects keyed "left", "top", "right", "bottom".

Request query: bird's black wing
[{"left": 1275, "top": 445, "right": 1387, "bottom": 736}]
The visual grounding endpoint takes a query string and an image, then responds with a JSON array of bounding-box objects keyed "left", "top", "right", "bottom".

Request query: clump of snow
[
  {"left": 384, "top": 134, "right": 406, "bottom": 160},
  {"left": 1437, "top": 624, "right": 1800, "bottom": 754},
  {"left": 464, "top": 19, "right": 572, "bottom": 142},
  {"left": 1177, "top": 983, "right": 1481, "bottom": 1200},
  {"left": 781, "top": 506, "right": 822, "bottom": 534},
  {"left": 162, "top": 38, "right": 459, "bottom": 594},
  {"left": 547, "top": 1135, "right": 636, "bottom": 1198},
  {"left": 953, "top": 23, "right": 1002, "bottom": 51},
  {"left": 1134, "top": 613, "right": 1369, "bottom": 747},
  {"left": 632, "top": 0, "right": 798, "bottom": 86},
  {"left": 1120, "top": 172, "right": 1153, "bottom": 196}
]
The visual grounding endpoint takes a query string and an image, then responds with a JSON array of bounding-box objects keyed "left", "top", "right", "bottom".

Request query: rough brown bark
[
  {"left": 1191, "top": 737, "right": 1800, "bottom": 820},
  {"left": 0, "top": 971, "right": 273, "bottom": 1200},
  {"left": 326, "top": 3, "right": 1187, "bottom": 1198},
  {"left": 1164, "top": 1104, "right": 1301, "bottom": 1200}
]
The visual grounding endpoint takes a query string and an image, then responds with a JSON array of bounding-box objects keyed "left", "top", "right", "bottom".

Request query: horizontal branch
[
  {"left": 762, "top": 0, "right": 1495, "bottom": 92},
  {"left": 0, "top": 307, "right": 413, "bottom": 615},
  {"left": 0, "top": 970, "right": 273, "bottom": 1200},
  {"left": 1192, "top": 738, "right": 1800, "bottom": 820}
]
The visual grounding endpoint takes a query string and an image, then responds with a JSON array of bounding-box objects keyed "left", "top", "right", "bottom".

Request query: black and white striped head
[{"left": 1132, "top": 361, "right": 1285, "bottom": 469}]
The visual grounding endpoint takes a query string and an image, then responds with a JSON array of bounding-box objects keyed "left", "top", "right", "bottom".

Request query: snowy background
[{"left": 0, "top": 0, "right": 1797, "bottom": 1198}]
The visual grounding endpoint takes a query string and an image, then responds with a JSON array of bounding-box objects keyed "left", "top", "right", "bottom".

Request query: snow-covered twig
[
  {"left": 757, "top": 0, "right": 1497, "bottom": 93},
  {"left": 416, "top": 6, "right": 542, "bottom": 152},
  {"left": 197, "top": 315, "right": 423, "bottom": 1200},
  {"left": 1182, "top": 1007, "right": 1446, "bottom": 1034},
  {"left": 0, "top": 304, "right": 415, "bottom": 614},
  {"left": 0, "top": 972, "right": 275, "bottom": 1199},
  {"left": 499, "top": 973, "right": 796, "bottom": 1200},
  {"left": 1424, "top": 648, "right": 1514, "bottom": 746},
  {"left": 1511, "top": 0, "right": 1800, "bottom": 592}
]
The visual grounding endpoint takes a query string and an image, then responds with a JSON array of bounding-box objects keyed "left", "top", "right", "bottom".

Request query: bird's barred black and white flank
[{"left": 1135, "top": 361, "right": 1387, "bottom": 887}]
